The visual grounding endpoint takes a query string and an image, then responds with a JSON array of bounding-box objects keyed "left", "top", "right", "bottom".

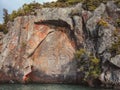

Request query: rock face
[
  {"left": 0, "top": 1, "right": 120, "bottom": 88},
  {"left": 0, "top": 4, "right": 83, "bottom": 83}
]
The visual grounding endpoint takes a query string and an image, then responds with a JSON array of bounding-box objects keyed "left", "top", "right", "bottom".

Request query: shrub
[
  {"left": 109, "top": 37, "right": 120, "bottom": 56},
  {"left": 116, "top": 19, "right": 120, "bottom": 27},
  {"left": 98, "top": 19, "right": 108, "bottom": 27},
  {"left": 75, "top": 49, "right": 101, "bottom": 81},
  {"left": 75, "top": 49, "right": 85, "bottom": 58},
  {"left": 6, "top": 0, "right": 120, "bottom": 23},
  {"left": 3, "top": 8, "right": 9, "bottom": 24},
  {"left": 113, "top": 29, "right": 119, "bottom": 37},
  {"left": 0, "top": 24, "right": 8, "bottom": 34},
  {"left": 21, "top": 42, "right": 26, "bottom": 48},
  {"left": 110, "top": 29, "right": 120, "bottom": 56},
  {"left": 67, "top": 0, "right": 83, "bottom": 5},
  {"left": 90, "top": 57, "right": 100, "bottom": 65},
  {"left": 115, "top": 0, "right": 120, "bottom": 8}
]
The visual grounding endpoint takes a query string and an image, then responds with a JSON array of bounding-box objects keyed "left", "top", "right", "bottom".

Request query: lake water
[{"left": 0, "top": 84, "right": 112, "bottom": 90}]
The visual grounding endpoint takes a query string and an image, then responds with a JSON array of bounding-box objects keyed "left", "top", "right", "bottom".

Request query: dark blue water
[{"left": 0, "top": 84, "right": 112, "bottom": 90}]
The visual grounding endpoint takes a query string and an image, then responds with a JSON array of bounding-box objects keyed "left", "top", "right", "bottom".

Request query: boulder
[{"left": 110, "top": 55, "right": 120, "bottom": 68}]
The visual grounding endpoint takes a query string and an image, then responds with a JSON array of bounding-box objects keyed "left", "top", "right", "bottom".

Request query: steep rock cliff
[
  {"left": 0, "top": 1, "right": 120, "bottom": 88},
  {"left": 0, "top": 4, "right": 83, "bottom": 83}
]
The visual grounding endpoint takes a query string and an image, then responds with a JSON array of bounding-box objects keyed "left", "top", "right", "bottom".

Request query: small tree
[
  {"left": 57, "top": 0, "right": 67, "bottom": 2},
  {"left": 3, "top": 8, "right": 9, "bottom": 24}
]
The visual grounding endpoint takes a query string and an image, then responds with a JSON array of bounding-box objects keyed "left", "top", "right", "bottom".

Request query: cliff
[{"left": 0, "top": 1, "right": 120, "bottom": 88}]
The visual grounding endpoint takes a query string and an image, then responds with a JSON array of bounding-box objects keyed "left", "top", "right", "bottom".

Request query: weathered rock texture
[{"left": 0, "top": 1, "right": 120, "bottom": 88}]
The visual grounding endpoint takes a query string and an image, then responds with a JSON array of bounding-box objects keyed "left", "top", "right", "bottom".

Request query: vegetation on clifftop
[
  {"left": 0, "top": 0, "right": 120, "bottom": 34},
  {"left": 4, "top": 0, "right": 120, "bottom": 22}
]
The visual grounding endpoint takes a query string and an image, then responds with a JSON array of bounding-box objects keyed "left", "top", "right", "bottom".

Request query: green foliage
[
  {"left": 110, "top": 28, "right": 120, "bottom": 56},
  {"left": 9, "top": 10, "right": 17, "bottom": 21},
  {"left": 89, "top": 55, "right": 100, "bottom": 78},
  {"left": 57, "top": 0, "right": 67, "bottom": 2},
  {"left": 67, "top": 0, "right": 83, "bottom": 5},
  {"left": 9, "top": 2, "right": 42, "bottom": 21},
  {"left": 116, "top": 19, "right": 120, "bottom": 27},
  {"left": 3, "top": 8, "right": 9, "bottom": 24},
  {"left": 43, "top": 2, "right": 69, "bottom": 8},
  {"left": 0, "top": 24, "right": 8, "bottom": 34},
  {"left": 1, "top": 8, "right": 9, "bottom": 34},
  {"left": 75, "top": 49, "right": 85, "bottom": 58},
  {"left": 57, "top": 0, "right": 110, "bottom": 11},
  {"left": 75, "top": 49, "right": 101, "bottom": 81},
  {"left": 57, "top": 0, "right": 120, "bottom": 11},
  {"left": 2, "top": 27, "right": 8, "bottom": 34},
  {"left": 98, "top": 19, "right": 108, "bottom": 27},
  {"left": 21, "top": 42, "right": 26, "bottom": 48},
  {"left": 8, "top": 0, "right": 120, "bottom": 22},
  {"left": 110, "top": 36, "right": 120, "bottom": 55},
  {"left": 2, "top": 0, "right": 120, "bottom": 34},
  {"left": 114, "top": 0, "right": 120, "bottom": 8},
  {"left": 0, "top": 24, "right": 4, "bottom": 32},
  {"left": 82, "top": 0, "right": 98, "bottom": 11},
  {"left": 90, "top": 56, "right": 100, "bottom": 65}
]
